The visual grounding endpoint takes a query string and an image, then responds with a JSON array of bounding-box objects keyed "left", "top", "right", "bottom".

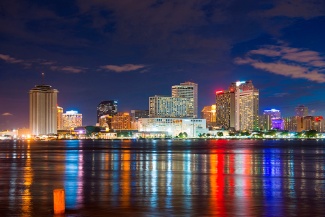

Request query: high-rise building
[
  {"left": 215, "top": 90, "right": 235, "bottom": 129},
  {"left": 57, "top": 106, "right": 63, "bottom": 130},
  {"left": 201, "top": 105, "right": 217, "bottom": 128},
  {"left": 29, "top": 85, "right": 58, "bottom": 135},
  {"left": 215, "top": 81, "right": 259, "bottom": 131},
  {"left": 233, "top": 81, "right": 259, "bottom": 131},
  {"left": 111, "top": 112, "right": 131, "bottom": 130},
  {"left": 263, "top": 109, "right": 281, "bottom": 119},
  {"left": 97, "top": 100, "right": 118, "bottom": 123},
  {"left": 62, "top": 110, "right": 82, "bottom": 130},
  {"left": 262, "top": 109, "right": 282, "bottom": 130},
  {"left": 295, "top": 105, "right": 308, "bottom": 117},
  {"left": 172, "top": 82, "right": 198, "bottom": 118},
  {"left": 149, "top": 95, "right": 189, "bottom": 118}
]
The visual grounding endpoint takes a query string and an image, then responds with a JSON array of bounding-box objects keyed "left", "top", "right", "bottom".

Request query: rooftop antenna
[{"left": 42, "top": 72, "right": 45, "bottom": 85}]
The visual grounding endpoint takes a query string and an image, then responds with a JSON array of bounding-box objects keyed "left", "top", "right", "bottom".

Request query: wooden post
[{"left": 53, "top": 188, "right": 65, "bottom": 215}]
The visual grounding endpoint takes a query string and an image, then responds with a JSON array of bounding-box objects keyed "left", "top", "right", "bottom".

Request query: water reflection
[{"left": 1, "top": 139, "right": 325, "bottom": 216}]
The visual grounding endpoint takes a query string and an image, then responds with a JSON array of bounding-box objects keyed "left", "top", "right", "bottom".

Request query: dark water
[{"left": 1, "top": 139, "right": 325, "bottom": 216}]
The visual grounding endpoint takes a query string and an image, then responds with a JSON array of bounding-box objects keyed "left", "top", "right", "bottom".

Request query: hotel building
[
  {"left": 29, "top": 85, "right": 58, "bottom": 135},
  {"left": 172, "top": 82, "right": 198, "bottom": 118},
  {"left": 62, "top": 110, "right": 82, "bottom": 130},
  {"left": 149, "top": 95, "right": 190, "bottom": 118},
  {"left": 215, "top": 81, "right": 259, "bottom": 131}
]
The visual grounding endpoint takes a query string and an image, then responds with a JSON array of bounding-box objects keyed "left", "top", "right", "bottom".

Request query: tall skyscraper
[
  {"left": 215, "top": 90, "right": 235, "bottom": 129},
  {"left": 234, "top": 81, "right": 259, "bottom": 131},
  {"left": 29, "top": 85, "right": 58, "bottom": 135},
  {"left": 295, "top": 105, "right": 308, "bottom": 117},
  {"left": 97, "top": 100, "right": 118, "bottom": 123},
  {"left": 172, "top": 82, "right": 198, "bottom": 118},
  {"left": 149, "top": 95, "right": 189, "bottom": 118},
  {"left": 215, "top": 80, "right": 259, "bottom": 131},
  {"left": 62, "top": 110, "right": 82, "bottom": 130}
]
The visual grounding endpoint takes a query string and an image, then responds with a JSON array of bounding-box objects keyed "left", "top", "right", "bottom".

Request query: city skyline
[{"left": 1, "top": 1, "right": 325, "bottom": 129}]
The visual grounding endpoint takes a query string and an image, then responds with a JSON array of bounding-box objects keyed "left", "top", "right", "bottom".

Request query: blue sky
[{"left": 1, "top": 0, "right": 325, "bottom": 129}]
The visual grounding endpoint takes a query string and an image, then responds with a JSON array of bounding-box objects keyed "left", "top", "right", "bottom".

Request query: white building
[
  {"left": 149, "top": 95, "right": 190, "bottom": 118},
  {"left": 172, "top": 82, "right": 198, "bottom": 118},
  {"left": 62, "top": 110, "right": 82, "bottom": 130},
  {"left": 138, "top": 118, "right": 207, "bottom": 137},
  {"left": 29, "top": 85, "right": 58, "bottom": 135}
]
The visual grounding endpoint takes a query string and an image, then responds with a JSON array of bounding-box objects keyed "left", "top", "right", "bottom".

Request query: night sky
[{"left": 1, "top": 0, "right": 325, "bottom": 130}]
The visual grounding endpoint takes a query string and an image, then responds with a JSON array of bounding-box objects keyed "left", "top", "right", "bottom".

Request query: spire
[{"left": 42, "top": 72, "right": 45, "bottom": 85}]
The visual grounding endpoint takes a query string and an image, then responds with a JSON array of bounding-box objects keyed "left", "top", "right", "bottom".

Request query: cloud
[
  {"left": 0, "top": 53, "right": 23, "bottom": 63},
  {"left": 2, "top": 112, "right": 13, "bottom": 116},
  {"left": 235, "top": 44, "right": 325, "bottom": 83},
  {"left": 100, "top": 64, "right": 147, "bottom": 73},
  {"left": 60, "top": 66, "right": 85, "bottom": 73},
  {"left": 261, "top": 0, "right": 325, "bottom": 19}
]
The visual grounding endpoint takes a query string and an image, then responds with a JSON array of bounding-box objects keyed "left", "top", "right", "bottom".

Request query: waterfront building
[
  {"left": 57, "top": 106, "right": 63, "bottom": 130},
  {"left": 215, "top": 90, "right": 235, "bottom": 130},
  {"left": 172, "top": 82, "right": 198, "bottom": 118},
  {"left": 111, "top": 112, "right": 131, "bottom": 130},
  {"left": 97, "top": 100, "right": 118, "bottom": 123},
  {"left": 29, "top": 85, "right": 58, "bottom": 135},
  {"left": 259, "top": 114, "right": 272, "bottom": 131},
  {"left": 62, "top": 110, "right": 82, "bottom": 130},
  {"left": 149, "top": 95, "right": 190, "bottom": 118},
  {"left": 261, "top": 109, "right": 283, "bottom": 130},
  {"left": 263, "top": 109, "right": 281, "bottom": 119},
  {"left": 138, "top": 118, "right": 207, "bottom": 138},
  {"left": 201, "top": 105, "right": 217, "bottom": 128},
  {"left": 295, "top": 105, "right": 308, "bottom": 117}
]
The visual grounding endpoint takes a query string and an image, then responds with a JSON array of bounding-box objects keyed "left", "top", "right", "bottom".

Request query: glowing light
[
  {"left": 216, "top": 90, "right": 224, "bottom": 94},
  {"left": 236, "top": 81, "right": 245, "bottom": 86}
]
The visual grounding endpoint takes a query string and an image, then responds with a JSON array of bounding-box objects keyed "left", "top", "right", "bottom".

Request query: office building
[
  {"left": 149, "top": 95, "right": 189, "bottom": 118},
  {"left": 62, "top": 110, "right": 82, "bottom": 130},
  {"left": 97, "top": 100, "right": 118, "bottom": 123},
  {"left": 29, "top": 85, "right": 58, "bottom": 135},
  {"left": 172, "top": 82, "right": 198, "bottom": 118},
  {"left": 99, "top": 115, "right": 113, "bottom": 129},
  {"left": 215, "top": 90, "right": 235, "bottom": 130}
]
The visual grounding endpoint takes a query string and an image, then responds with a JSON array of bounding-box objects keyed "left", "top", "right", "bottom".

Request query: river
[{"left": 0, "top": 139, "right": 325, "bottom": 216}]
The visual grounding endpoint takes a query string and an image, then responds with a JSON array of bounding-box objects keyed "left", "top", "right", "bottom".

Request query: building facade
[
  {"left": 97, "top": 100, "right": 118, "bottom": 123},
  {"left": 29, "top": 85, "right": 58, "bottom": 135},
  {"left": 201, "top": 105, "right": 217, "bottom": 128},
  {"left": 172, "top": 82, "right": 198, "bottom": 118},
  {"left": 130, "top": 110, "right": 149, "bottom": 130},
  {"left": 149, "top": 95, "right": 190, "bottom": 118},
  {"left": 138, "top": 118, "right": 207, "bottom": 137},
  {"left": 62, "top": 110, "right": 82, "bottom": 130},
  {"left": 111, "top": 112, "right": 131, "bottom": 130}
]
